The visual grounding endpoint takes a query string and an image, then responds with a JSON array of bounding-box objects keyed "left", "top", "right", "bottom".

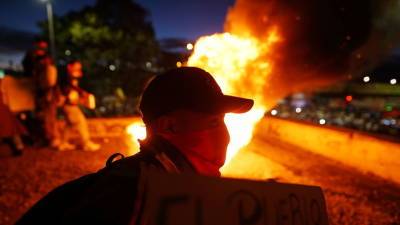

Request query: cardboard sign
[{"left": 136, "top": 171, "right": 328, "bottom": 225}]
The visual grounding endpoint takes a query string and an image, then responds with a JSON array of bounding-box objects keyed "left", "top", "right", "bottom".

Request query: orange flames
[
  {"left": 187, "top": 30, "right": 280, "bottom": 168},
  {"left": 126, "top": 30, "right": 281, "bottom": 171}
]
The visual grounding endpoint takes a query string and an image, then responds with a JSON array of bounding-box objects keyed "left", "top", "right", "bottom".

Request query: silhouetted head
[
  {"left": 139, "top": 67, "right": 254, "bottom": 176},
  {"left": 67, "top": 60, "right": 83, "bottom": 78}
]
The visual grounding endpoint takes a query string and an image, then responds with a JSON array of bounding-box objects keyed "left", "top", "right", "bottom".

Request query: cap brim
[{"left": 219, "top": 95, "right": 254, "bottom": 113}]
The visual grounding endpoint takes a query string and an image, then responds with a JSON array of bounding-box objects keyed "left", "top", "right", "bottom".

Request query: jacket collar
[{"left": 139, "top": 135, "right": 196, "bottom": 174}]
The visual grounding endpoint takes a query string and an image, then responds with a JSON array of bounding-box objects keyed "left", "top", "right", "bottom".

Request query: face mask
[{"left": 166, "top": 125, "right": 230, "bottom": 177}]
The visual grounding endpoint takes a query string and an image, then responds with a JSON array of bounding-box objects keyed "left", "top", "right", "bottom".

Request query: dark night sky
[{"left": 0, "top": 0, "right": 235, "bottom": 40}]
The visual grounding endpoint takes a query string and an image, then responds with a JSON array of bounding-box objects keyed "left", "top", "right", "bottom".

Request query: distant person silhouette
[
  {"left": 59, "top": 60, "right": 99, "bottom": 151},
  {"left": 22, "top": 40, "right": 48, "bottom": 78}
]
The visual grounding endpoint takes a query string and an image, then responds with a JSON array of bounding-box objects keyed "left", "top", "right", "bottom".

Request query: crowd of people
[{"left": 0, "top": 40, "right": 100, "bottom": 156}]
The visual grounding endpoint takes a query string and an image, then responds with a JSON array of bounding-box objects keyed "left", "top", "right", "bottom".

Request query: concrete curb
[{"left": 260, "top": 116, "right": 400, "bottom": 184}]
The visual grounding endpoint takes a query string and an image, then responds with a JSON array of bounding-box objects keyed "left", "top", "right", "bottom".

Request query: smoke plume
[{"left": 224, "top": 0, "right": 400, "bottom": 107}]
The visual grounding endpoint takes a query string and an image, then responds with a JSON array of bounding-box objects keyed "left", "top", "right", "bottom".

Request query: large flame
[{"left": 187, "top": 31, "right": 280, "bottom": 167}]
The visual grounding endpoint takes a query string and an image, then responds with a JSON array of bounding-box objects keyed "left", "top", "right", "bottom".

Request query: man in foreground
[{"left": 16, "top": 67, "right": 254, "bottom": 225}]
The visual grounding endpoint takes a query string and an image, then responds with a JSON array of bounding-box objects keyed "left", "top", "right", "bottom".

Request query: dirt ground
[{"left": 0, "top": 135, "right": 133, "bottom": 225}]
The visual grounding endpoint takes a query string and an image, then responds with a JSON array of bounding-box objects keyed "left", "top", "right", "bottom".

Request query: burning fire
[
  {"left": 126, "top": 30, "right": 280, "bottom": 170},
  {"left": 188, "top": 31, "right": 280, "bottom": 167}
]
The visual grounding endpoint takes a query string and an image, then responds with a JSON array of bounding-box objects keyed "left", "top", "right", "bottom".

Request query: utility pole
[{"left": 42, "top": 0, "right": 56, "bottom": 60}]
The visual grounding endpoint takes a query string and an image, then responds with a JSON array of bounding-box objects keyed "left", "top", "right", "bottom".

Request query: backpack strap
[{"left": 106, "top": 153, "right": 125, "bottom": 168}]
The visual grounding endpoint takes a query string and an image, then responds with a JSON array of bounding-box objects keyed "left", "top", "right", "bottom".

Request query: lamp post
[{"left": 41, "top": 0, "right": 56, "bottom": 60}]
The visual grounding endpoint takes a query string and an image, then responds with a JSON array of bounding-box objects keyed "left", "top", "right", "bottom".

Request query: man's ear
[{"left": 153, "top": 115, "right": 177, "bottom": 135}]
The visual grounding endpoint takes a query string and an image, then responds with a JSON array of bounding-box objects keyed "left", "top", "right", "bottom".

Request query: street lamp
[
  {"left": 186, "top": 43, "right": 194, "bottom": 51},
  {"left": 41, "top": 0, "right": 56, "bottom": 60}
]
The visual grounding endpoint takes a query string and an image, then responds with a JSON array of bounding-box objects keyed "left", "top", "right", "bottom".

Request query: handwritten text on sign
[{"left": 136, "top": 171, "right": 328, "bottom": 225}]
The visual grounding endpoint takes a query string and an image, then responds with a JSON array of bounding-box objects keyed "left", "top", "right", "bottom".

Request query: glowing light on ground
[
  {"left": 126, "top": 121, "right": 146, "bottom": 155},
  {"left": 126, "top": 122, "right": 146, "bottom": 142}
]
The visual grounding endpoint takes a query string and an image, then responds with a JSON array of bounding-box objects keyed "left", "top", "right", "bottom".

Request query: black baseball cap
[{"left": 139, "top": 67, "right": 254, "bottom": 123}]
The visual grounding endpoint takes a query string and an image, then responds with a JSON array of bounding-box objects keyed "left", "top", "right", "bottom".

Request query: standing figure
[
  {"left": 0, "top": 77, "right": 26, "bottom": 156},
  {"left": 22, "top": 40, "right": 48, "bottom": 78},
  {"left": 61, "top": 60, "right": 100, "bottom": 151},
  {"left": 33, "top": 55, "right": 62, "bottom": 149}
]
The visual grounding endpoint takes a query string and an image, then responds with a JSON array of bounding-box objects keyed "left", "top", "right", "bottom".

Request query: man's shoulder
[
  {"left": 61, "top": 151, "right": 165, "bottom": 224},
  {"left": 98, "top": 150, "right": 164, "bottom": 177},
  {"left": 15, "top": 151, "right": 163, "bottom": 225}
]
